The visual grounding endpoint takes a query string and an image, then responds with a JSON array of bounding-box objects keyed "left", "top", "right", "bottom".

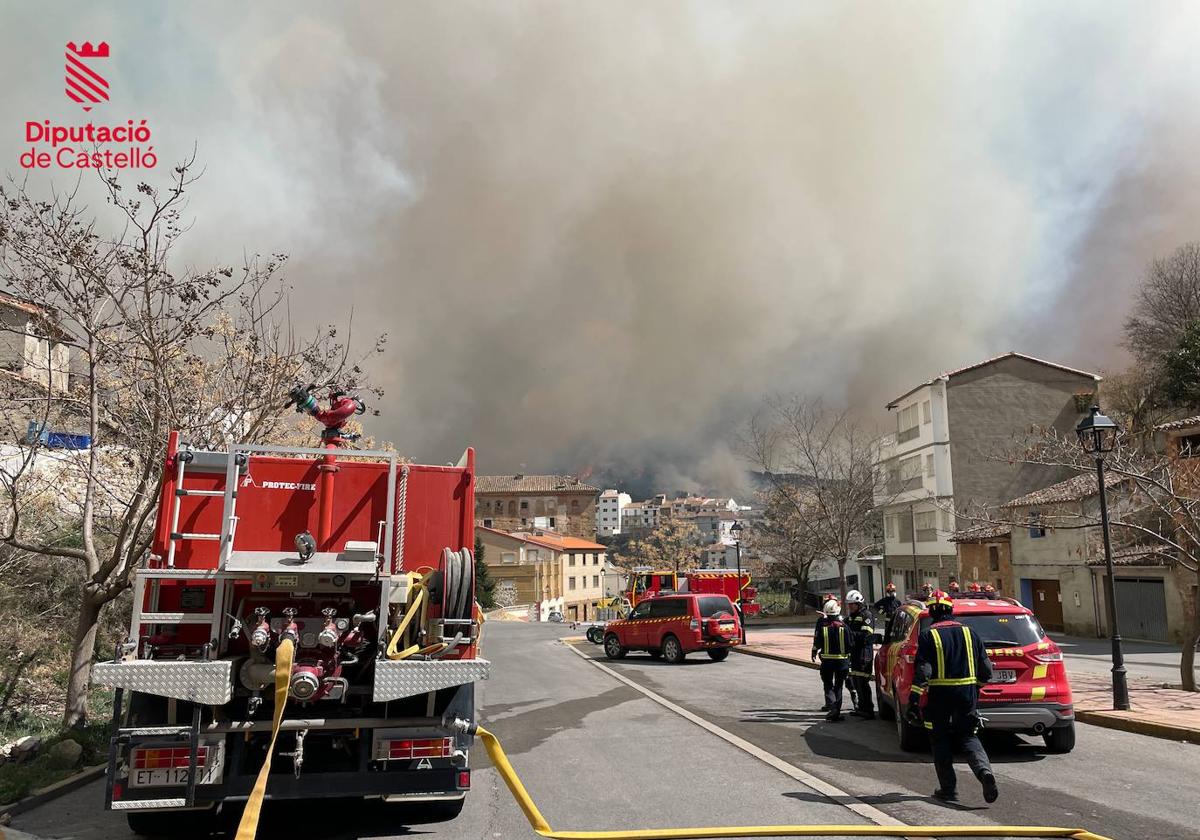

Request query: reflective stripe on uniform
[
  {"left": 931, "top": 628, "right": 946, "bottom": 677},
  {"left": 910, "top": 684, "right": 925, "bottom": 695},
  {"left": 849, "top": 670, "right": 871, "bottom": 677},
  {"left": 963, "top": 625, "right": 976, "bottom": 683}
]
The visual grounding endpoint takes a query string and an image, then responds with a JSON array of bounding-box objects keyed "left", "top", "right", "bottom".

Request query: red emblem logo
[{"left": 65, "top": 41, "right": 110, "bottom": 111}]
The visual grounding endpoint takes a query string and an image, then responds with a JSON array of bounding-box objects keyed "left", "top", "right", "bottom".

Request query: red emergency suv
[
  {"left": 603, "top": 594, "right": 741, "bottom": 663},
  {"left": 874, "top": 597, "right": 1075, "bottom": 753}
]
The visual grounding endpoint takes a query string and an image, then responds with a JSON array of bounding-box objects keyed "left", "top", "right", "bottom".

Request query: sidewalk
[{"left": 738, "top": 630, "right": 1200, "bottom": 744}]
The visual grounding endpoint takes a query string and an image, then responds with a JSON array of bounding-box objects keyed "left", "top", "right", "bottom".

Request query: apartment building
[
  {"left": 475, "top": 474, "right": 599, "bottom": 539},
  {"left": 875, "top": 352, "right": 1100, "bottom": 596},
  {"left": 476, "top": 526, "right": 608, "bottom": 622},
  {"left": 596, "top": 489, "right": 631, "bottom": 537}
]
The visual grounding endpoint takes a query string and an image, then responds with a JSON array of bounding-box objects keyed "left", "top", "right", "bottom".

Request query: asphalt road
[{"left": 10, "top": 622, "right": 1198, "bottom": 840}]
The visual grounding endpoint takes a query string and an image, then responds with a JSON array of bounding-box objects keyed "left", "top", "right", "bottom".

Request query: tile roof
[
  {"left": 475, "top": 525, "right": 606, "bottom": 552},
  {"left": 1155, "top": 415, "right": 1200, "bottom": 433},
  {"left": 887, "top": 352, "right": 1100, "bottom": 408},
  {"left": 1085, "top": 545, "right": 1177, "bottom": 567},
  {"left": 950, "top": 523, "right": 1012, "bottom": 542},
  {"left": 1000, "top": 472, "right": 1122, "bottom": 509},
  {"left": 476, "top": 474, "right": 599, "bottom": 494}
]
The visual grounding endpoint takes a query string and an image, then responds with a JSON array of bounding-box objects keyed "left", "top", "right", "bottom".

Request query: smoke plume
[{"left": 4, "top": 2, "right": 1200, "bottom": 493}]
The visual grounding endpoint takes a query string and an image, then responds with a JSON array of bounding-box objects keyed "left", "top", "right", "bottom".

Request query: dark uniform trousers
[
  {"left": 912, "top": 620, "right": 995, "bottom": 794},
  {"left": 925, "top": 685, "right": 992, "bottom": 793},
  {"left": 814, "top": 621, "right": 850, "bottom": 714},
  {"left": 846, "top": 609, "right": 875, "bottom": 715}
]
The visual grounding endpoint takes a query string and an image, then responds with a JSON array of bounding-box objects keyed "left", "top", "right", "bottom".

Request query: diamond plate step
[
  {"left": 111, "top": 798, "right": 187, "bottom": 810},
  {"left": 373, "top": 658, "right": 490, "bottom": 702},
  {"left": 93, "top": 660, "right": 233, "bottom": 705}
]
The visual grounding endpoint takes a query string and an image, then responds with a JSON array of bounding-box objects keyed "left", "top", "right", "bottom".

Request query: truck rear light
[
  {"left": 690, "top": 619, "right": 699, "bottom": 631},
  {"left": 375, "top": 737, "right": 453, "bottom": 761},
  {"left": 131, "top": 746, "right": 209, "bottom": 770},
  {"left": 1031, "top": 651, "right": 1063, "bottom": 663},
  {"left": 457, "top": 770, "right": 471, "bottom": 790}
]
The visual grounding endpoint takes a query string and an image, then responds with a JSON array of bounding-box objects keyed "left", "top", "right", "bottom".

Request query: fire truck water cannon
[{"left": 284, "top": 383, "right": 366, "bottom": 445}]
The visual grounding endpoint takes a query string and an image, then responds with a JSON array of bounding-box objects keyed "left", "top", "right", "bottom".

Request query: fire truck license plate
[
  {"left": 990, "top": 669, "right": 1017, "bottom": 684},
  {"left": 129, "top": 763, "right": 222, "bottom": 788},
  {"left": 128, "top": 745, "right": 224, "bottom": 788}
]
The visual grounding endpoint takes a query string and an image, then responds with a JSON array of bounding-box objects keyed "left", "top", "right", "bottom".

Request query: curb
[
  {"left": 0, "top": 762, "right": 105, "bottom": 819},
  {"left": 1075, "top": 710, "right": 1200, "bottom": 745},
  {"left": 735, "top": 645, "right": 819, "bottom": 670}
]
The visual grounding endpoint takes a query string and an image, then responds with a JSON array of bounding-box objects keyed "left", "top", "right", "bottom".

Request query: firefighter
[
  {"left": 983, "top": 583, "right": 997, "bottom": 598},
  {"left": 920, "top": 582, "right": 934, "bottom": 601},
  {"left": 907, "top": 590, "right": 999, "bottom": 805},
  {"left": 968, "top": 582, "right": 982, "bottom": 595},
  {"left": 811, "top": 600, "right": 850, "bottom": 721},
  {"left": 948, "top": 580, "right": 962, "bottom": 598},
  {"left": 844, "top": 589, "right": 875, "bottom": 719},
  {"left": 873, "top": 582, "right": 900, "bottom": 616}
]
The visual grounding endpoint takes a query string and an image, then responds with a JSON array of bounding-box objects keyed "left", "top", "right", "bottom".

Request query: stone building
[
  {"left": 951, "top": 524, "right": 1013, "bottom": 596},
  {"left": 474, "top": 474, "right": 599, "bottom": 539},
  {"left": 476, "top": 526, "right": 608, "bottom": 621}
]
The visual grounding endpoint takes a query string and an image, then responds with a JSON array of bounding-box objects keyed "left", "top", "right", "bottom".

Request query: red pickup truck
[
  {"left": 874, "top": 597, "right": 1075, "bottom": 753},
  {"left": 603, "top": 594, "right": 741, "bottom": 663}
]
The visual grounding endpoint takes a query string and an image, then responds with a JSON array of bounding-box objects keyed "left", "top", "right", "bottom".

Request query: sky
[{"left": 3, "top": 1, "right": 1200, "bottom": 496}]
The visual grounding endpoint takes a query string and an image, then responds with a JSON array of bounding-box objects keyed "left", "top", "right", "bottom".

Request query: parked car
[
  {"left": 547, "top": 610, "right": 564, "bottom": 623},
  {"left": 603, "top": 594, "right": 741, "bottom": 663},
  {"left": 874, "top": 597, "right": 1075, "bottom": 753}
]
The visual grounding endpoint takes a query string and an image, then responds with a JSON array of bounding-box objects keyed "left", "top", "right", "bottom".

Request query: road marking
[{"left": 563, "top": 642, "right": 904, "bottom": 828}]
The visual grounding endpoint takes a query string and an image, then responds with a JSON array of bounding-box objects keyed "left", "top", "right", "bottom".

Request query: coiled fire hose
[
  {"left": 235, "top": 638, "right": 294, "bottom": 840},
  {"left": 474, "top": 725, "right": 1111, "bottom": 840}
]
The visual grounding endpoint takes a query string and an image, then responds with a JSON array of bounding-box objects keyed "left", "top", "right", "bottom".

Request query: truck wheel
[
  {"left": 707, "top": 648, "right": 729, "bottom": 662},
  {"left": 126, "top": 808, "right": 215, "bottom": 837},
  {"left": 661, "top": 635, "right": 686, "bottom": 664},
  {"left": 604, "top": 633, "right": 627, "bottom": 659},
  {"left": 876, "top": 683, "right": 895, "bottom": 721},
  {"left": 1043, "top": 723, "right": 1076, "bottom": 754},
  {"left": 895, "top": 688, "right": 926, "bottom": 752},
  {"left": 586, "top": 626, "right": 604, "bottom": 644}
]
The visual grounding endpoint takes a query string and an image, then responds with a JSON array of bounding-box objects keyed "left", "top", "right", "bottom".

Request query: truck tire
[
  {"left": 586, "top": 625, "right": 605, "bottom": 644},
  {"left": 876, "top": 683, "right": 895, "bottom": 721},
  {"left": 895, "top": 688, "right": 926, "bottom": 752},
  {"left": 604, "top": 633, "right": 628, "bottom": 659},
  {"left": 1043, "top": 723, "right": 1076, "bottom": 754},
  {"left": 707, "top": 648, "right": 729, "bottom": 662},
  {"left": 661, "top": 634, "right": 686, "bottom": 664},
  {"left": 126, "top": 808, "right": 215, "bottom": 837}
]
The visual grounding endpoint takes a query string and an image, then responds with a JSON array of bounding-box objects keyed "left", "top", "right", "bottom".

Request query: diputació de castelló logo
[{"left": 19, "top": 40, "right": 158, "bottom": 170}]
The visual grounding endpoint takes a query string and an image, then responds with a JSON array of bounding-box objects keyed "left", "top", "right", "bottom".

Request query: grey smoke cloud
[{"left": 3, "top": 2, "right": 1200, "bottom": 493}]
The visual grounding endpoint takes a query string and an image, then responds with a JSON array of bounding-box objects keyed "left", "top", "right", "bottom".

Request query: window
[
  {"left": 988, "top": 545, "right": 1000, "bottom": 571},
  {"left": 898, "top": 513, "right": 914, "bottom": 543},
  {"left": 593, "top": 555, "right": 600, "bottom": 565},
  {"left": 571, "top": 500, "right": 580, "bottom": 511},
  {"left": 925, "top": 454, "right": 935, "bottom": 477},
  {"left": 922, "top": 400, "right": 932, "bottom": 424},
  {"left": 569, "top": 555, "right": 575, "bottom": 566},
  {"left": 697, "top": 596, "right": 734, "bottom": 617},
  {"left": 520, "top": 500, "right": 529, "bottom": 510},
  {"left": 629, "top": 601, "right": 652, "bottom": 620},
  {"left": 549, "top": 517, "right": 556, "bottom": 527},
  {"left": 649, "top": 598, "right": 689, "bottom": 617},
  {"left": 897, "top": 404, "right": 920, "bottom": 443},
  {"left": 941, "top": 510, "right": 953, "bottom": 531},
  {"left": 885, "top": 515, "right": 897, "bottom": 539},
  {"left": 593, "top": 575, "right": 600, "bottom": 587},
  {"left": 569, "top": 577, "right": 577, "bottom": 590},
  {"left": 914, "top": 510, "right": 937, "bottom": 542},
  {"left": 1029, "top": 510, "right": 1046, "bottom": 539},
  {"left": 900, "top": 455, "right": 922, "bottom": 489},
  {"left": 501, "top": 552, "right": 515, "bottom": 564},
  {"left": 483, "top": 519, "right": 492, "bottom": 528},
  {"left": 1180, "top": 434, "right": 1200, "bottom": 458}
]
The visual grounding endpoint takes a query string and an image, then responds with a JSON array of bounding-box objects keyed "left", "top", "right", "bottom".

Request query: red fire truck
[
  {"left": 92, "top": 388, "right": 487, "bottom": 836},
  {"left": 627, "top": 567, "right": 761, "bottom": 617}
]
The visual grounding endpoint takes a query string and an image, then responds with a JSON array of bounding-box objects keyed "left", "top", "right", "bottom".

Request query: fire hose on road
[{"left": 475, "top": 725, "right": 1111, "bottom": 840}]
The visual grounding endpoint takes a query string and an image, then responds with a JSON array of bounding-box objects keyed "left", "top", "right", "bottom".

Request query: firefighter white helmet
[
  {"left": 822, "top": 599, "right": 841, "bottom": 617},
  {"left": 845, "top": 590, "right": 865, "bottom": 604}
]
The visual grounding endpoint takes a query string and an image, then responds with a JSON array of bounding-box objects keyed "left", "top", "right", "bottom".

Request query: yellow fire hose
[
  {"left": 474, "top": 726, "right": 1110, "bottom": 840},
  {"left": 235, "top": 638, "right": 294, "bottom": 840}
]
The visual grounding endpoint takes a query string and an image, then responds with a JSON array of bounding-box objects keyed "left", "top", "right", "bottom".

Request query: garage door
[{"left": 1114, "top": 578, "right": 1168, "bottom": 642}]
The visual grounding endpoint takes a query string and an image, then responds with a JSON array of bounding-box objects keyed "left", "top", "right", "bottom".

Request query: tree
[
  {"left": 745, "top": 396, "right": 886, "bottom": 601},
  {"left": 967, "top": 427, "right": 1199, "bottom": 691},
  {"left": 474, "top": 535, "right": 496, "bottom": 609},
  {"left": 1160, "top": 321, "right": 1200, "bottom": 409},
  {"left": 746, "top": 488, "right": 820, "bottom": 614},
  {"left": 628, "top": 518, "right": 699, "bottom": 572},
  {"left": 1124, "top": 242, "right": 1200, "bottom": 365},
  {"left": 0, "top": 161, "right": 384, "bottom": 726}
]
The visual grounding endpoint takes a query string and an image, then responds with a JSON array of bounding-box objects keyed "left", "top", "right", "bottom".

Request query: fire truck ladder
[{"left": 165, "top": 448, "right": 246, "bottom": 568}]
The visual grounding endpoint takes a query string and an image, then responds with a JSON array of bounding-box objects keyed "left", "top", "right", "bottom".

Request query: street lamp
[
  {"left": 730, "top": 520, "right": 746, "bottom": 643},
  {"left": 1075, "top": 404, "right": 1129, "bottom": 711}
]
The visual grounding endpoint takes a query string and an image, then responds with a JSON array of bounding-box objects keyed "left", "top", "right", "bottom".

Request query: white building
[{"left": 596, "top": 489, "right": 632, "bottom": 537}]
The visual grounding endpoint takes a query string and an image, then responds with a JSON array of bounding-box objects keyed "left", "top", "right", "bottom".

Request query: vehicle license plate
[{"left": 990, "top": 669, "right": 1017, "bottom": 684}]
